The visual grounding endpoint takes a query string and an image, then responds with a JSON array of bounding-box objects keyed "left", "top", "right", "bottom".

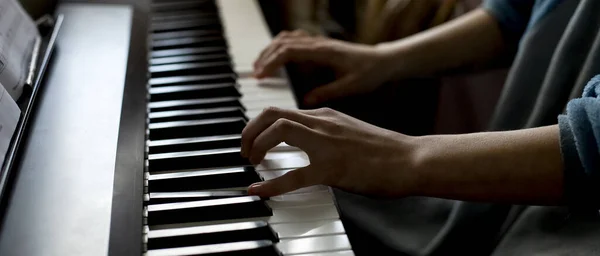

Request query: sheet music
[
  {"left": 0, "top": 0, "right": 40, "bottom": 101},
  {"left": 0, "top": 81, "right": 20, "bottom": 166}
]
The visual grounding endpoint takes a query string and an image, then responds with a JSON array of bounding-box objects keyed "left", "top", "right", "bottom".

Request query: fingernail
[{"left": 248, "top": 183, "right": 263, "bottom": 195}]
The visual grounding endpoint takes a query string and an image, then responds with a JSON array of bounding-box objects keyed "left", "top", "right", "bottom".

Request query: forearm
[
  {"left": 377, "top": 9, "right": 505, "bottom": 80},
  {"left": 410, "top": 125, "right": 564, "bottom": 205}
]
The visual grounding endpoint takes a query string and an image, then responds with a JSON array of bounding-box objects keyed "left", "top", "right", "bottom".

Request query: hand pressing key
[
  {"left": 240, "top": 107, "right": 421, "bottom": 197},
  {"left": 253, "top": 30, "right": 393, "bottom": 106}
]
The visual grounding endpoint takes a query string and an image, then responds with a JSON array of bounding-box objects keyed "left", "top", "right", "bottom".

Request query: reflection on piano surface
[{"left": 0, "top": 0, "right": 355, "bottom": 255}]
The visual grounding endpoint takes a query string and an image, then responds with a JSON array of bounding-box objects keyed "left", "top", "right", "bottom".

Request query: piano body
[{"left": 0, "top": 0, "right": 355, "bottom": 255}]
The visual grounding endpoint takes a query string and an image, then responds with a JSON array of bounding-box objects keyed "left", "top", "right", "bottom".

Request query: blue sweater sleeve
[
  {"left": 482, "top": 0, "right": 535, "bottom": 44},
  {"left": 559, "top": 75, "right": 600, "bottom": 209}
]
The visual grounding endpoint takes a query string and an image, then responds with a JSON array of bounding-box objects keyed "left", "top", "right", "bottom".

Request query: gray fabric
[
  {"left": 488, "top": 0, "right": 580, "bottom": 130},
  {"left": 338, "top": 0, "right": 600, "bottom": 255},
  {"left": 482, "top": 0, "right": 600, "bottom": 255},
  {"left": 492, "top": 206, "right": 600, "bottom": 256}
]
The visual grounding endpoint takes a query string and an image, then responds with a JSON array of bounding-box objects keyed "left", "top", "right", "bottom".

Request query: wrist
[
  {"left": 374, "top": 41, "right": 413, "bottom": 81},
  {"left": 384, "top": 133, "right": 428, "bottom": 196}
]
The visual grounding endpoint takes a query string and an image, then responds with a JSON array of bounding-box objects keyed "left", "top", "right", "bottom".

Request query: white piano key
[
  {"left": 216, "top": 0, "right": 271, "bottom": 77},
  {"left": 271, "top": 219, "right": 346, "bottom": 239},
  {"left": 292, "top": 251, "right": 355, "bottom": 256},
  {"left": 270, "top": 143, "right": 299, "bottom": 152},
  {"left": 146, "top": 240, "right": 275, "bottom": 256},
  {"left": 257, "top": 155, "right": 309, "bottom": 171},
  {"left": 264, "top": 151, "right": 308, "bottom": 160},
  {"left": 267, "top": 191, "right": 334, "bottom": 208},
  {"left": 269, "top": 204, "right": 339, "bottom": 223},
  {"left": 150, "top": 203, "right": 340, "bottom": 230},
  {"left": 277, "top": 235, "right": 352, "bottom": 255},
  {"left": 243, "top": 99, "right": 298, "bottom": 112}
]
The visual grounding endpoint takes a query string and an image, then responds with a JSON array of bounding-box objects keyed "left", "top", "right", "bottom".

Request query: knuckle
[
  {"left": 278, "top": 31, "right": 290, "bottom": 38},
  {"left": 262, "top": 106, "right": 282, "bottom": 117},
  {"left": 292, "top": 29, "right": 307, "bottom": 36},
  {"left": 273, "top": 118, "right": 293, "bottom": 131},
  {"left": 316, "top": 107, "right": 335, "bottom": 115},
  {"left": 277, "top": 45, "right": 290, "bottom": 56}
]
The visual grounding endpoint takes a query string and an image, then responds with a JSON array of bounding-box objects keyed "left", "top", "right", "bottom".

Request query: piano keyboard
[{"left": 143, "top": 0, "right": 354, "bottom": 255}]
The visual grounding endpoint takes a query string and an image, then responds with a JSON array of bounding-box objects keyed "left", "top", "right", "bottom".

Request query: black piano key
[
  {"left": 147, "top": 221, "right": 279, "bottom": 250},
  {"left": 149, "top": 84, "right": 240, "bottom": 102},
  {"left": 148, "top": 148, "right": 249, "bottom": 172},
  {"left": 152, "top": 47, "right": 227, "bottom": 58},
  {"left": 149, "top": 117, "right": 246, "bottom": 141},
  {"left": 151, "top": 0, "right": 215, "bottom": 12},
  {"left": 150, "top": 62, "right": 233, "bottom": 78},
  {"left": 152, "top": 12, "right": 218, "bottom": 24},
  {"left": 153, "top": 37, "right": 227, "bottom": 50},
  {"left": 152, "top": 18, "right": 221, "bottom": 33},
  {"left": 146, "top": 196, "right": 272, "bottom": 226},
  {"left": 149, "top": 107, "right": 246, "bottom": 123},
  {"left": 147, "top": 191, "right": 248, "bottom": 204},
  {"left": 145, "top": 240, "right": 281, "bottom": 256},
  {"left": 150, "top": 74, "right": 235, "bottom": 87},
  {"left": 148, "top": 98, "right": 245, "bottom": 112},
  {"left": 147, "top": 166, "right": 260, "bottom": 191},
  {"left": 151, "top": 29, "right": 222, "bottom": 41},
  {"left": 148, "top": 134, "right": 241, "bottom": 154},
  {"left": 151, "top": 54, "right": 229, "bottom": 66}
]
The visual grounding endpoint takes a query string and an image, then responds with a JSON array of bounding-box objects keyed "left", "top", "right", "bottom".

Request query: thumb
[
  {"left": 303, "top": 75, "right": 356, "bottom": 106},
  {"left": 248, "top": 166, "right": 315, "bottom": 197}
]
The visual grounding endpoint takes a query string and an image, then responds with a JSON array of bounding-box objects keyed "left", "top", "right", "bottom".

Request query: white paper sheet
[
  {"left": 0, "top": 81, "right": 20, "bottom": 166},
  {"left": 0, "top": 0, "right": 40, "bottom": 101}
]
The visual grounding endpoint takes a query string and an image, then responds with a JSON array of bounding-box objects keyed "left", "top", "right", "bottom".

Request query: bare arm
[
  {"left": 377, "top": 8, "right": 506, "bottom": 80},
  {"left": 413, "top": 125, "right": 563, "bottom": 205},
  {"left": 243, "top": 108, "right": 564, "bottom": 205},
  {"left": 253, "top": 9, "right": 505, "bottom": 105}
]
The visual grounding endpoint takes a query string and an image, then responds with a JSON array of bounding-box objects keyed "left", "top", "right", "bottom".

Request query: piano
[{"left": 0, "top": 0, "right": 355, "bottom": 255}]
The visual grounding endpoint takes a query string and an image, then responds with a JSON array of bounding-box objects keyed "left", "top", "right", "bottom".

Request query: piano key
[
  {"left": 152, "top": 47, "right": 227, "bottom": 58},
  {"left": 243, "top": 98, "right": 298, "bottom": 112},
  {"left": 148, "top": 148, "right": 249, "bottom": 172},
  {"left": 150, "top": 74, "right": 235, "bottom": 87},
  {"left": 151, "top": 29, "right": 222, "bottom": 41},
  {"left": 147, "top": 166, "right": 260, "bottom": 191},
  {"left": 152, "top": 21, "right": 221, "bottom": 34},
  {"left": 150, "top": 62, "right": 233, "bottom": 78},
  {"left": 147, "top": 191, "right": 248, "bottom": 204},
  {"left": 277, "top": 235, "right": 352, "bottom": 255},
  {"left": 146, "top": 240, "right": 280, "bottom": 256},
  {"left": 256, "top": 155, "right": 309, "bottom": 171},
  {"left": 149, "top": 107, "right": 246, "bottom": 123},
  {"left": 152, "top": 11, "right": 217, "bottom": 23},
  {"left": 146, "top": 221, "right": 278, "bottom": 250},
  {"left": 153, "top": 37, "right": 227, "bottom": 50},
  {"left": 266, "top": 191, "right": 334, "bottom": 208},
  {"left": 154, "top": 204, "right": 340, "bottom": 228},
  {"left": 151, "top": 54, "right": 229, "bottom": 66},
  {"left": 152, "top": 12, "right": 218, "bottom": 24},
  {"left": 149, "top": 117, "right": 246, "bottom": 141},
  {"left": 145, "top": 196, "right": 272, "bottom": 225},
  {"left": 149, "top": 98, "right": 244, "bottom": 112},
  {"left": 271, "top": 220, "right": 345, "bottom": 239},
  {"left": 151, "top": 0, "right": 216, "bottom": 13},
  {"left": 290, "top": 251, "right": 355, "bottom": 256},
  {"left": 149, "top": 84, "right": 240, "bottom": 102},
  {"left": 148, "top": 134, "right": 241, "bottom": 154}
]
